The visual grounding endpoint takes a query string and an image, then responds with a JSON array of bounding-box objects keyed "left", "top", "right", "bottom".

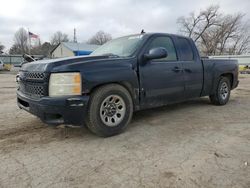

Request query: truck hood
[{"left": 20, "top": 55, "right": 121, "bottom": 72}]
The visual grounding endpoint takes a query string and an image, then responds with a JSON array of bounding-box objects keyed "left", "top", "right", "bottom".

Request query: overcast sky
[{"left": 0, "top": 0, "right": 249, "bottom": 50}]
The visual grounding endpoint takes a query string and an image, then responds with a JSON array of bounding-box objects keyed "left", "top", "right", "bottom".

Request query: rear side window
[
  {"left": 148, "top": 37, "right": 177, "bottom": 61},
  {"left": 177, "top": 38, "right": 194, "bottom": 61}
]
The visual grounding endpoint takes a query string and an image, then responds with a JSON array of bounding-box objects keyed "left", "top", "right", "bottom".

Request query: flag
[
  {"left": 29, "top": 31, "right": 39, "bottom": 38},
  {"left": 28, "top": 31, "right": 39, "bottom": 47}
]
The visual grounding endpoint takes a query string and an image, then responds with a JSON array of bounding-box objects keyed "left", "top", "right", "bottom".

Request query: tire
[
  {"left": 85, "top": 84, "right": 133, "bottom": 137},
  {"left": 209, "top": 77, "right": 231, "bottom": 106}
]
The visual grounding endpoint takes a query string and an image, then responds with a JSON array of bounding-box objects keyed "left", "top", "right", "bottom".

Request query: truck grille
[
  {"left": 18, "top": 71, "right": 49, "bottom": 98},
  {"left": 19, "top": 71, "right": 48, "bottom": 81},
  {"left": 19, "top": 82, "right": 46, "bottom": 97}
]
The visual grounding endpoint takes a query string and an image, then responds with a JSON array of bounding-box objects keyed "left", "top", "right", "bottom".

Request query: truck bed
[{"left": 201, "top": 58, "right": 238, "bottom": 96}]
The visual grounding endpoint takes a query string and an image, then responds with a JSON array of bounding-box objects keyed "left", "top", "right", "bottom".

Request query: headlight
[{"left": 49, "top": 72, "right": 82, "bottom": 97}]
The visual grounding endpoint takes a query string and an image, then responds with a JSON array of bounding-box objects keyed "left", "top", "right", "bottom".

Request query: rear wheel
[
  {"left": 210, "top": 77, "right": 231, "bottom": 105},
  {"left": 85, "top": 84, "right": 133, "bottom": 137}
]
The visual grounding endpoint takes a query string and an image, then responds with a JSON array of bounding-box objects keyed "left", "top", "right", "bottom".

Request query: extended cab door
[
  {"left": 175, "top": 37, "right": 203, "bottom": 99},
  {"left": 139, "top": 36, "right": 185, "bottom": 108}
]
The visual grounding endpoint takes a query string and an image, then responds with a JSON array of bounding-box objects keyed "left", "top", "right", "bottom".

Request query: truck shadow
[
  {"left": 51, "top": 98, "right": 212, "bottom": 139},
  {"left": 0, "top": 97, "right": 216, "bottom": 151},
  {"left": 132, "top": 97, "right": 211, "bottom": 123},
  {"left": 42, "top": 98, "right": 212, "bottom": 138}
]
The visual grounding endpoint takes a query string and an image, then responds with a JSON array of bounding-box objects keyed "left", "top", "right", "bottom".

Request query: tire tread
[
  {"left": 210, "top": 77, "right": 231, "bottom": 106},
  {"left": 85, "top": 84, "right": 133, "bottom": 137}
]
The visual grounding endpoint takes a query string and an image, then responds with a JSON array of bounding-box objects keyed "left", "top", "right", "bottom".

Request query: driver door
[{"left": 139, "top": 36, "right": 185, "bottom": 108}]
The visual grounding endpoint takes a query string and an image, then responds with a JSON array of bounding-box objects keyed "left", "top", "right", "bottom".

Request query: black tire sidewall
[
  {"left": 88, "top": 86, "right": 133, "bottom": 136},
  {"left": 217, "top": 77, "right": 231, "bottom": 105}
]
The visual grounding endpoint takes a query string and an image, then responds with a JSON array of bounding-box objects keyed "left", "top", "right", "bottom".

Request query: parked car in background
[
  {"left": 239, "top": 65, "right": 250, "bottom": 74},
  {"left": 0, "top": 60, "right": 5, "bottom": 70},
  {"left": 17, "top": 33, "right": 239, "bottom": 137}
]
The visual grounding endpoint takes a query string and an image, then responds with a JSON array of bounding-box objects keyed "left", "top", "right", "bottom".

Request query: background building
[{"left": 51, "top": 42, "right": 99, "bottom": 58}]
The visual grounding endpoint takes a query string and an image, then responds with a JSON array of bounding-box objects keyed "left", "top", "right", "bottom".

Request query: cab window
[
  {"left": 177, "top": 37, "right": 194, "bottom": 61},
  {"left": 148, "top": 37, "right": 177, "bottom": 61}
]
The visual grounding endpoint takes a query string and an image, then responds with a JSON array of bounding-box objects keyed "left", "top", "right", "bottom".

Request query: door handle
[{"left": 172, "top": 67, "right": 183, "bottom": 72}]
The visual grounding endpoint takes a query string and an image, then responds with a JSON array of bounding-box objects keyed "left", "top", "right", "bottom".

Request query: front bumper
[{"left": 17, "top": 91, "right": 89, "bottom": 125}]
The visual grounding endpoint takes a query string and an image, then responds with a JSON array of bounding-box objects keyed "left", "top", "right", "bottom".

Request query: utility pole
[
  {"left": 28, "top": 28, "right": 31, "bottom": 55},
  {"left": 73, "top": 28, "right": 77, "bottom": 43}
]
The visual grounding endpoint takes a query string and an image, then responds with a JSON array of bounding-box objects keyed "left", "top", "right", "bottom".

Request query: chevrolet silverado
[{"left": 17, "top": 33, "right": 239, "bottom": 137}]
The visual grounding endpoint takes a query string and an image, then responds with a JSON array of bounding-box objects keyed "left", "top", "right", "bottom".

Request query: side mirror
[{"left": 144, "top": 47, "right": 168, "bottom": 60}]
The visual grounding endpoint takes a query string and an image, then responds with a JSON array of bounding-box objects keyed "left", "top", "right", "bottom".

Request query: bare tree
[
  {"left": 50, "top": 31, "right": 69, "bottom": 46},
  {"left": 177, "top": 6, "right": 220, "bottom": 42},
  {"left": 227, "top": 21, "right": 250, "bottom": 55},
  {"left": 0, "top": 42, "right": 4, "bottom": 53},
  {"left": 30, "top": 42, "right": 53, "bottom": 57},
  {"left": 177, "top": 5, "right": 250, "bottom": 55},
  {"left": 9, "top": 44, "right": 20, "bottom": 55},
  {"left": 9, "top": 27, "right": 29, "bottom": 54},
  {"left": 87, "top": 31, "right": 112, "bottom": 45}
]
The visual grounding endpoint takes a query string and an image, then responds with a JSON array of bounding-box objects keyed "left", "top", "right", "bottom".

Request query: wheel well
[
  {"left": 221, "top": 73, "right": 233, "bottom": 87},
  {"left": 89, "top": 82, "right": 136, "bottom": 106}
]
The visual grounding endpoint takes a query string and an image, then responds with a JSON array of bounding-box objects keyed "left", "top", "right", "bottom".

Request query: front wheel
[
  {"left": 85, "top": 84, "right": 133, "bottom": 137},
  {"left": 210, "top": 77, "right": 231, "bottom": 105}
]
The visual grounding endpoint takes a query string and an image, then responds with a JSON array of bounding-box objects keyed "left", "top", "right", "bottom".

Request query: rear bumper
[{"left": 17, "top": 91, "right": 89, "bottom": 125}]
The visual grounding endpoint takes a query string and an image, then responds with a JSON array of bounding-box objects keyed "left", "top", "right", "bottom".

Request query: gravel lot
[{"left": 0, "top": 72, "right": 250, "bottom": 188}]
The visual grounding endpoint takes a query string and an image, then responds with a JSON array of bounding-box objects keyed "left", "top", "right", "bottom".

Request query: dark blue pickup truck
[{"left": 17, "top": 33, "right": 239, "bottom": 137}]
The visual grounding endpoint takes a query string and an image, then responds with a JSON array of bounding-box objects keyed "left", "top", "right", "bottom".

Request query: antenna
[{"left": 73, "top": 28, "right": 77, "bottom": 43}]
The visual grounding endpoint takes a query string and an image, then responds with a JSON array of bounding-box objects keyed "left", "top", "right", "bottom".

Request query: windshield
[{"left": 91, "top": 35, "right": 144, "bottom": 57}]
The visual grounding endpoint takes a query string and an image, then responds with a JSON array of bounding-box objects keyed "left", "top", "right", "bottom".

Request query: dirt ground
[{"left": 0, "top": 72, "right": 250, "bottom": 188}]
